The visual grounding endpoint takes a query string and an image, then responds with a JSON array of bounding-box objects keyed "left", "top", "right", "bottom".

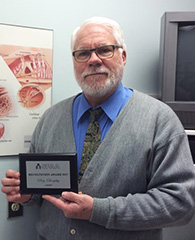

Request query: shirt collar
[
  {"left": 101, "top": 83, "right": 126, "bottom": 122},
  {"left": 77, "top": 83, "right": 126, "bottom": 123}
]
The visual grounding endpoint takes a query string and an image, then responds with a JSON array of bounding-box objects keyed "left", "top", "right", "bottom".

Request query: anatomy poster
[{"left": 0, "top": 24, "right": 53, "bottom": 155}]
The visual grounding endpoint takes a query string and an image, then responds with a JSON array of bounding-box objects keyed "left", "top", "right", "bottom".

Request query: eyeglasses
[{"left": 72, "top": 45, "right": 122, "bottom": 63}]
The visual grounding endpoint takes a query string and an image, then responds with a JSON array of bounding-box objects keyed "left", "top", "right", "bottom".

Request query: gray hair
[{"left": 71, "top": 17, "right": 126, "bottom": 52}]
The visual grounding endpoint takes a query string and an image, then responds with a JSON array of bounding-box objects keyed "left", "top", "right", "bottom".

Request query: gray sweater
[{"left": 29, "top": 90, "right": 195, "bottom": 240}]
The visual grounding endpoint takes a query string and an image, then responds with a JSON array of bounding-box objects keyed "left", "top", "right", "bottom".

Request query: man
[{"left": 1, "top": 17, "right": 195, "bottom": 240}]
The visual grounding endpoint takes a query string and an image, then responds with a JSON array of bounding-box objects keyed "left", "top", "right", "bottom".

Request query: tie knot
[{"left": 89, "top": 107, "right": 103, "bottom": 122}]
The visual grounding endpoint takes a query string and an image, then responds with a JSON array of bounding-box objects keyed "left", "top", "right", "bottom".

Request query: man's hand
[
  {"left": 1, "top": 169, "right": 31, "bottom": 203},
  {"left": 42, "top": 191, "right": 94, "bottom": 220}
]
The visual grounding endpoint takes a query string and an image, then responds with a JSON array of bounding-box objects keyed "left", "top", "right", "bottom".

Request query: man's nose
[{"left": 88, "top": 51, "right": 102, "bottom": 66}]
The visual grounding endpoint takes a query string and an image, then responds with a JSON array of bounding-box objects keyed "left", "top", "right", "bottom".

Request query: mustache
[{"left": 82, "top": 68, "right": 109, "bottom": 78}]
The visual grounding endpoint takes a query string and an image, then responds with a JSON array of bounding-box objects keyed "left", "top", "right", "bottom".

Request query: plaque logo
[{"left": 35, "top": 163, "right": 60, "bottom": 170}]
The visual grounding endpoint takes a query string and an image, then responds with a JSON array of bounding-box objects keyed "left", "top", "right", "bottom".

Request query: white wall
[{"left": 0, "top": 1, "right": 195, "bottom": 240}]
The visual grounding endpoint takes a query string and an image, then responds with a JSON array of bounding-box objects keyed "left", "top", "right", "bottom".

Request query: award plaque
[{"left": 19, "top": 153, "right": 78, "bottom": 195}]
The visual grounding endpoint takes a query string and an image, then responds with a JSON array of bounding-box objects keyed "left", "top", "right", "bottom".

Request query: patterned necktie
[{"left": 78, "top": 107, "right": 103, "bottom": 182}]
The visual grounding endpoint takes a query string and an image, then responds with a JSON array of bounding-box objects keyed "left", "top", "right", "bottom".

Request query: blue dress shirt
[{"left": 72, "top": 83, "right": 133, "bottom": 170}]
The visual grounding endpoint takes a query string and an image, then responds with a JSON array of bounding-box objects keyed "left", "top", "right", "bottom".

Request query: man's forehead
[{"left": 74, "top": 25, "right": 115, "bottom": 49}]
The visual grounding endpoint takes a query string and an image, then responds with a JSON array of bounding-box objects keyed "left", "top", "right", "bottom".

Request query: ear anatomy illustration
[{"left": 18, "top": 84, "right": 45, "bottom": 108}]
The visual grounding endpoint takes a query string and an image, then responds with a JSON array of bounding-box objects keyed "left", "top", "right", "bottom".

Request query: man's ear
[{"left": 122, "top": 50, "right": 127, "bottom": 65}]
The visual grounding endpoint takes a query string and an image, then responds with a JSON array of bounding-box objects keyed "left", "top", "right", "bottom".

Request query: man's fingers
[
  {"left": 6, "top": 193, "right": 22, "bottom": 202},
  {"left": 43, "top": 192, "right": 93, "bottom": 220},
  {"left": 5, "top": 170, "right": 20, "bottom": 179},
  {"left": 1, "top": 178, "right": 20, "bottom": 186},
  {"left": 61, "top": 192, "right": 79, "bottom": 202},
  {"left": 1, "top": 185, "right": 20, "bottom": 194}
]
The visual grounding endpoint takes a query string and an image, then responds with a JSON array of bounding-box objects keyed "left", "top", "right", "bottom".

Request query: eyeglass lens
[{"left": 74, "top": 45, "right": 117, "bottom": 62}]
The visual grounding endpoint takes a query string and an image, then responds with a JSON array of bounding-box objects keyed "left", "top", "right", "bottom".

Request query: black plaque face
[{"left": 19, "top": 153, "right": 78, "bottom": 195}]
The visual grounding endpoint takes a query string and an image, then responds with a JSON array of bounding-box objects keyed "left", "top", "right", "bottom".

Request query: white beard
[{"left": 75, "top": 64, "right": 124, "bottom": 98}]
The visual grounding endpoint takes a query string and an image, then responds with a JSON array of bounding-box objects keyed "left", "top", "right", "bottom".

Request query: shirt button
[{"left": 70, "top": 229, "right": 76, "bottom": 235}]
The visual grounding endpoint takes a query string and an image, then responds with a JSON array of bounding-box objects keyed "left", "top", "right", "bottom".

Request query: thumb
[{"left": 61, "top": 191, "right": 79, "bottom": 202}]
